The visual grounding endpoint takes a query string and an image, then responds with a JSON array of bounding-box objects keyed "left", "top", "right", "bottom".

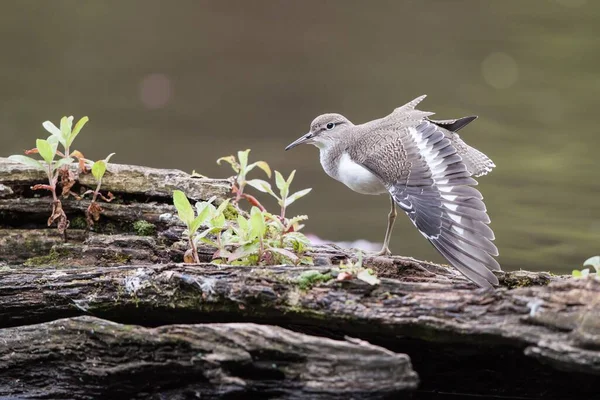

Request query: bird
[{"left": 285, "top": 95, "right": 500, "bottom": 288}]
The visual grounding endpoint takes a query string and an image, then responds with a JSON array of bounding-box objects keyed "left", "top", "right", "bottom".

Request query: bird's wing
[{"left": 349, "top": 118, "right": 500, "bottom": 288}]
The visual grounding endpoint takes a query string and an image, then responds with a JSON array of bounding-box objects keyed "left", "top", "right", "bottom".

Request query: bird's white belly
[{"left": 330, "top": 152, "right": 387, "bottom": 195}]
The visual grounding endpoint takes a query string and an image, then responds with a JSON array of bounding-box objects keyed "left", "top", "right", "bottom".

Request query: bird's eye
[{"left": 325, "top": 122, "right": 336, "bottom": 130}]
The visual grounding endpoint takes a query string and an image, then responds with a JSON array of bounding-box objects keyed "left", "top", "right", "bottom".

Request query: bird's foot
[{"left": 375, "top": 247, "right": 392, "bottom": 256}]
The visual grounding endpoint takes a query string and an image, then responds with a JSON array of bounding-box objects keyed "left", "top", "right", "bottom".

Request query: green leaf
[
  {"left": 285, "top": 188, "right": 312, "bottom": 207},
  {"left": 220, "top": 227, "right": 237, "bottom": 244},
  {"left": 246, "top": 179, "right": 278, "bottom": 198},
  {"left": 189, "top": 213, "right": 206, "bottom": 235},
  {"left": 189, "top": 203, "right": 215, "bottom": 235},
  {"left": 215, "top": 199, "right": 231, "bottom": 216},
  {"left": 228, "top": 241, "right": 261, "bottom": 262},
  {"left": 268, "top": 247, "right": 299, "bottom": 263},
  {"left": 60, "top": 116, "right": 74, "bottom": 142},
  {"left": 286, "top": 169, "right": 296, "bottom": 185},
  {"left": 92, "top": 160, "right": 107, "bottom": 181},
  {"left": 251, "top": 161, "right": 271, "bottom": 178},
  {"left": 42, "top": 120, "right": 62, "bottom": 137},
  {"left": 68, "top": 116, "right": 89, "bottom": 147},
  {"left": 36, "top": 139, "right": 55, "bottom": 164},
  {"left": 194, "top": 228, "right": 213, "bottom": 243},
  {"left": 287, "top": 215, "right": 308, "bottom": 226},
  {"left": 237, "top": 149, "right": 250, "bottom": 171},
  {"left": 284, "top": 231, "right": 311, "bottom": 250},
  {"left": 8, "top": 155, "right": 45, "bottom": 171},
  {"left": 52, "top": 157, "right": 74, "bottom": 171},
  {"left": 216, "top": 155, "right": 239, "bottom": 172},
  {"left": 583, "top": 256, "right": 600, "bottom": 273},
  {"left": 267, "top": 216, "right": 285, "bottom": 231},
  {"left": 210, "top": 213, "right": 226, "bottom": 230},
  {"left": 47, "top": 135, "right": 60, "bottom": 147},
  {"left": 237, "top": 215, "right": 249, "bottom": 233},
  {"left": 275, "top": 171, "right": 286, "bottom": 191},
  {"left": 249, "top": 206, "right": 266, "bottom": 240},
  {"left": 173, "top": 190, "right": 195, "bottom": 226},
  {"left": 195, "top": 201, "right": 216, "bottom": 221},
  {"left": 572, "top": 269, "right": 582, "bottom": 278},
  {"left": 276, "top": 170, "right": 295, "bottom": 200},
  {"left": 357, "top": 269, "right": 380, "bottom": 285}
]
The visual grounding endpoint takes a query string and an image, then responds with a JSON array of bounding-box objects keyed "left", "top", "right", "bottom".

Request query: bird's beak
[{"left": 285, "top": 132, "right": 313, "bottom": 151}]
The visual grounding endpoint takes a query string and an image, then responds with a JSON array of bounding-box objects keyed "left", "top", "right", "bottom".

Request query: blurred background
[{"left": 1, "top": 0, "right": 598, "bottom": 273}]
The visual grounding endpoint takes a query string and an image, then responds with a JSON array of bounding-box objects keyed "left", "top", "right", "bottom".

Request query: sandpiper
[{"left": 285, "top": 95, "right": 500, "bottom": 288}]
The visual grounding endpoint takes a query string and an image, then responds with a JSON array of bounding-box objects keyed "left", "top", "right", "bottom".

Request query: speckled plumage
[{"left": 286, "top": 95, "right": 500, "bottom": 288}]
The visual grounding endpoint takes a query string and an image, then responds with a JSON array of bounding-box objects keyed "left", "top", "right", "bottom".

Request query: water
[{"left": 1, "top": 0, "right": 598, "bottom": 274}]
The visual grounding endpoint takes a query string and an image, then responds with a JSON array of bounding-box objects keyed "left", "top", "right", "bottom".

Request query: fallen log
[
  {"left": 0, "top": 157, "right": 598, "bottom": 399},
  {"left": 0, "top": 315, "right": 417, "bottom": 399},
  {"left": 0, "top": 261, "right": 598, "bottom": 398}
]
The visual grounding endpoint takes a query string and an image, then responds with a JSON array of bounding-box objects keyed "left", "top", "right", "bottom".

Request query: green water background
[{"left": 1, "top": 0, "right": 598, "bottom": 274}]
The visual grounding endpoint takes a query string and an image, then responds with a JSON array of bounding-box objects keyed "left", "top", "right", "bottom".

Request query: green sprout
[
  {"left": 8, "top": 115, "right": 93, "bottom": 235},
  {"left": 42, "top": 116, "right": 89, "bottom": 163},
  {"left": 217, "top": 149, "right": 271, "bottom": 207},
  {"left": 9, "top": 138, "right": 73, "bottom": 234},
  {"left": 42, "top": 116, "right": 91, "bottom": 198},
  {"left": 224, "top": 206, "right": 304, "bottom": 265},
  {"left": 337, "top": 252, "right": 380, "bottom": 285},
  {"left": 189, "top": 196, "right": 311, "bottom": 266},
  {"left": 82, "top": 153, "right": 115, "bottom": 227},
  {"left": 173, "top": 190, "right": 216, "bottom": 264},
  {"left": 192, "top": 197, "right": 232, "bottom": 260},
  {"left": 186, "top": 149, "right": 314, "bottom": 267},
  {"left": 572, "top": 256, "right": 600, "bottom": 279}
]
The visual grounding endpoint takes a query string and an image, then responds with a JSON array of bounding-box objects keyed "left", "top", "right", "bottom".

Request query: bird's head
[{"left": 285, "top": 113, "right": 352, "bottom": 151}]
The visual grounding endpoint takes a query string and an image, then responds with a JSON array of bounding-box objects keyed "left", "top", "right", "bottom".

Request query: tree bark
[{"left": 0, "top": 316, "right": 417, "bottom": 399}]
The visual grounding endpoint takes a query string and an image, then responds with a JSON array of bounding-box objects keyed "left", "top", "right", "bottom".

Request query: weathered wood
[
  {"left": 0, "top": 156, "right": 231, "bottom": 201},
  {"left": 0, "top": 197, "right": 175, "bottom": 224},
  {"left": 0, "top": 260, "right": 598, "bottom": 397},
  {"left": 0, "top": 315, "right": 417, "bottom": 399}
]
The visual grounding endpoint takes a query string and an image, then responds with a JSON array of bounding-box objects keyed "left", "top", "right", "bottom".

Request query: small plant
[
  {"left": 181, "top": 149, "right": 314, "bottom": 266},
  {"left": 224, "top": 206, "right": 307, "bottom": 265},
  {"left": 572, "top": 256, "right": 600, "bottom": 279},
  {"left": 82, "top": 154, "right": 115, "bottom": 227},
  {"left": 9, "top": 138, "right": 73, "bottom": 233},
  {"left": 217, "top": 149, "right": 271, "bottom": 207},
  {"left": 192, "top": 197, "right": 232, "bottom": 260},
  {"left": 173, "top": 190, "right": 220, "bottom": 264},
  {"left": 336, "top": 252, "right": 380, "bottom": 285},
  {"left": 8, "top": 116, "right": 92, "bottom": 234},
  {"left": 39, "top": 116, "right": 90, "bottom": 198}
]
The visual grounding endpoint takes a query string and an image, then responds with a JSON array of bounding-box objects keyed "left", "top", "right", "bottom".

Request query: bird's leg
[{"left": 377, "top": 195, "right": 397, "bottom": 256}]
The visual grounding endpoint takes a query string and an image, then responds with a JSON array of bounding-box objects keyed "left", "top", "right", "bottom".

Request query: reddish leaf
[{"left": 48, "top": 200, "right": 69, "bottom": 234}]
